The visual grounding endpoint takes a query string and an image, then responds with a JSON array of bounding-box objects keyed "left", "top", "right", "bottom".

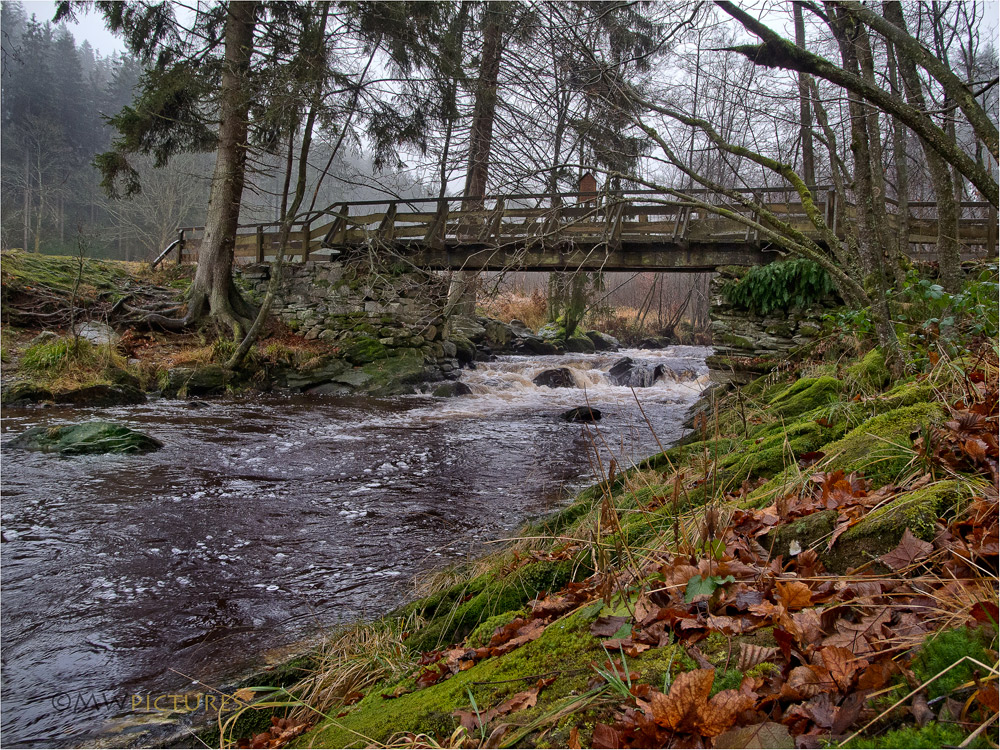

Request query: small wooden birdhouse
[{"left": 578, "top": 172, "right": 597, "bottom": 204}]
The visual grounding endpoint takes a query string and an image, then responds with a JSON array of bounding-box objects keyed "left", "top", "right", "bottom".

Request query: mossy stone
[
  {"left": 564, "top": 334, "right": 596, "bottom": 354},
  {"left": 846, "top": 349, "right": 891, "bottom": 390},
  {"left": 841, "top": 480, "right": 962, "bottom": 545},
  {"left": 167, "top": 365, "right": 230, "bottom": 397},
  {"left": 404, "top": 560, "right": 576, "bottom": 654},
  {"left": 6, "top": 421, "right": 163, "bottom": 455},
  {"left": 343, "top": 336, "right": 387, "bottom": 365},
  {"left": 820, "top": 402, "right": 944, "bottom": 488},
  {"left": 361, "top": 349, "right": 426, "bottom": 396},
  {"left": 762, "top": 509, "right": 839, "bottom": 560},
  {"left": 1, "top": 380, "right": 54, "bottom": 405},
  {"left": 769, "top": 376, "right": 844, "bottom": 418}
]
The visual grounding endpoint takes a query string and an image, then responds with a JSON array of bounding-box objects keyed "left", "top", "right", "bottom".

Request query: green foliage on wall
[{"left": 723, "top": 259, "right": 836, "bottom": 315}]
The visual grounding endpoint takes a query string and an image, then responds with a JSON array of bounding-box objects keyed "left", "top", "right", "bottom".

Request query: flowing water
[{"left": 0, "top": 346, "right": 709, "bottom": 747}]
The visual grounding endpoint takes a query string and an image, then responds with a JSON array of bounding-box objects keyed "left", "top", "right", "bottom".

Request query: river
[{"left": 0, "top": 346, "right": 708, "bottom": 747}]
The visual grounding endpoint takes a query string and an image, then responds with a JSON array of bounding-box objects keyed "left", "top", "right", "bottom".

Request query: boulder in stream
[
  {"left": 53, "top": 384, "right": 146, "bottom": 407},
  {"left": 6, "top": 421, "right": 163, "bottom": 455},
  {"left": 532, "top": 368, "right": 576, "bottom": 388},
  {"left": 432, "top": 381, "right": 473, "bottom": 397},
  {"left": 560, "top": 406, "right": 602, "bottom": 423},
  {"left": 585, "top": 330, "right": 620, "bottom": 351},
  {"left": 607, "top": 357, "right": 666, "bottom": 388}
]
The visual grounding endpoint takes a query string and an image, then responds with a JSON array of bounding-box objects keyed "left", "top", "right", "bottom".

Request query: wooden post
[
  {"left": 256, "top": 224, "right": 265, "bottom": 263},
  {"left": 176, "top": 229, "right": 185, "bottom": 265},
  {"left": 828, "top": 190, "right": 839, "bottom": 237},
  {"left": 378, "top": 202, "right": 397, "bottom": 241},
  {"left": 988, "top": 206, "right": 998, "bottom": 258},
  {"left": 301, "top": 218, "right": 312, "bottom": 262},
  {"left": 323, "top": 203, "right": 349, "bottom": 246},
  {"left": 679, "top": 206, "right": 692, "bottom": 239},
  {"left": 424, "top": 199, "right": 449, "bottom": 248},
  {"left": 486, "top": 198, "right": 505, "bottom": 242}
]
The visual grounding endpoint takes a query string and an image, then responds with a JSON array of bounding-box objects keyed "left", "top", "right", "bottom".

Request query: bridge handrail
[{"left": 175, "top": 187, "right": 993, "bottom": 237}]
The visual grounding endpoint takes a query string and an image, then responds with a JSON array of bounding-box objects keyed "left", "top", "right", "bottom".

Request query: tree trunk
[
  {"left": 886, "top": 39, "right": 911, "bottom": 259},
  {"left": 829, "top": 5, "right": 906, "bottom": 376},
  {"left": 853, "top": 16, "right": 906, "bottom": 288},
  {"left": 793, "top": 2, "right": 815, "bottom": 189},
  {"left": 154, "top": 1, "right": 260, "bottom": 336},
  {"left": 23, "top": 148, "right": 30, "bottom": 251},
  {"left": 447, "top": 1, "right": 504, "bottom": 320},
  {"left": 882, "top": 1, "right": 963, "bottom": 293}
]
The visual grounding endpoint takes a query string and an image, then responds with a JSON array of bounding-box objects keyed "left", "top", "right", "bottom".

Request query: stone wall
[
  {"left": 706, "top": 266, "right": 832, "bottom": 385},
  {"left": 240, "top": 260, "right": 446, "bottom": 343},
  {"left": 237, "top": 261, "right": 465, "bottom": 393}
]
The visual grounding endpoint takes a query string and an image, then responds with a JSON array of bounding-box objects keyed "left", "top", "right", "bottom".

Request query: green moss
[
  {"left": 841, "top": 480, "right": 963, "bottom": 545},
  {"left": 1, "top": 250, "right": 132, "bottom": 295},
  {"left": 818, "top": 402, "right": 944, "bottom": 488},
  {"left": 842, "top": 722, "right": 987, "bottom": 749},
  {"left": 719, "top": 419, "right": 835, "bottom": 481},
  {"left": 404, "top": 560, "right": 577, "bottom": 653},
  {"left": 912, "top": 625, "right": 997, "bottom": 699},
  {"left": 845, "top": 349, "right": 891, "bottom": 391},
  {"left": 768, "top": 376, "right": 844, "bottom": 418},
  {"left": 298, "top": 604, "right": 606, "bottom": 749},
  {"left": 878, "top": 381, "right": 934, "bottom": 411},
  {"left": 466, "top": 611, "right": 525, "bottom": 648},
  {"left": 343, "top": 336, "right": 388, "bottom": 365}
]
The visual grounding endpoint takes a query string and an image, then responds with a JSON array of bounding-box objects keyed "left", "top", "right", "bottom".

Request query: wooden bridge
[{"left": 161, "top": 187, "right": 998, "bottom": 272}]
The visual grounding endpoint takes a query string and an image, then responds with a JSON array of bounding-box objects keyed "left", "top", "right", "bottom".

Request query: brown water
[{"left": 0, "top": 347, "right": 708, "bottom": 747}]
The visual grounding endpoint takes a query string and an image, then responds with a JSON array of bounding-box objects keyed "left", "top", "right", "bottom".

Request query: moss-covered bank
[{"left": 192, "top": 342, "right": 996, "bottom": 750}]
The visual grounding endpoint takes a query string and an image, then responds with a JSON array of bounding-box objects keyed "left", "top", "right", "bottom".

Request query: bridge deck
[{"left": 169, "top": 188, "right": 997, "bottom": 272}]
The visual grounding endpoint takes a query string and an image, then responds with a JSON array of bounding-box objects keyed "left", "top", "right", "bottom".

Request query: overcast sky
[
  {"left": 19, "top": 0, "right": 1000, "bottom": 61},
  {"left": 22, "top": 0, "right": 124, "bottom": 56}
]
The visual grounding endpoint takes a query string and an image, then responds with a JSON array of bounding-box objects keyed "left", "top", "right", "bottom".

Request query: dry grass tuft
[
  {"left": 478, "top": 289, "right": 548, "bottom": 331},
  {"left": 288, "top": 618, "right": 417, "bottom": 722}
]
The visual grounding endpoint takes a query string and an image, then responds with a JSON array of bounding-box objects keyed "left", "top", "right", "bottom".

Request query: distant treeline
[{"left": 0, "top": 3, "right": 195, "bottom": 259}]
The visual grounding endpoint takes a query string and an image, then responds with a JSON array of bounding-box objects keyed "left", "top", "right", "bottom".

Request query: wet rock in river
[
  {"left": 165, "top": 365, "right": 230, "bottom": 397},
  {"left": 560, "top": 406, "right": 602, "bottom": 423},
  {"left": 564, "top": 334, "right": 596, "bottom": 354},
  {"left": 532, "top": 368, "right": 576, "bottom": 389},
  {"left": 585, "top": 330, "right": 620, "bottom": 351},
  {"left": 6, "top": 421, "right": 163, "bottom": 455},
  {"left": 53, "top": 384, "right": 146, "bottom": 407},
  {"left": 607, "top": 357, "right": 666, "bottom": 387},
  {"left": 432, "top": 381, "right": 473, "bottom": 398},
  {"left": 1, "top": 381, "right": 55, "bottom": 405}
]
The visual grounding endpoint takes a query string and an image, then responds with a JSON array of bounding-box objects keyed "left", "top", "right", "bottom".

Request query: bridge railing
[{"left": 166, "top": 187, "right": 996, "bottom": 266}]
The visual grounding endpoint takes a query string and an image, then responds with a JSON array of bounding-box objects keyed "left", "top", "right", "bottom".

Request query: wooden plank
[{"left": 378, "top": 202, "right": 398, "bottom": 241}]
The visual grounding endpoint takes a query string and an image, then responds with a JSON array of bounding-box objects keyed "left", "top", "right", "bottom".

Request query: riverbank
[
  {"left": 202, "top": 342, "right": 998, "bottom": 749},
  {"left": 1, "top": 250, "right": 651, "bottom": 406}
]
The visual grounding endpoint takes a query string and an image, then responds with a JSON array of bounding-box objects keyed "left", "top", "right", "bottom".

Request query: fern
[{"left": 723, "top": 259, "right": 836, "bottom": 315}]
